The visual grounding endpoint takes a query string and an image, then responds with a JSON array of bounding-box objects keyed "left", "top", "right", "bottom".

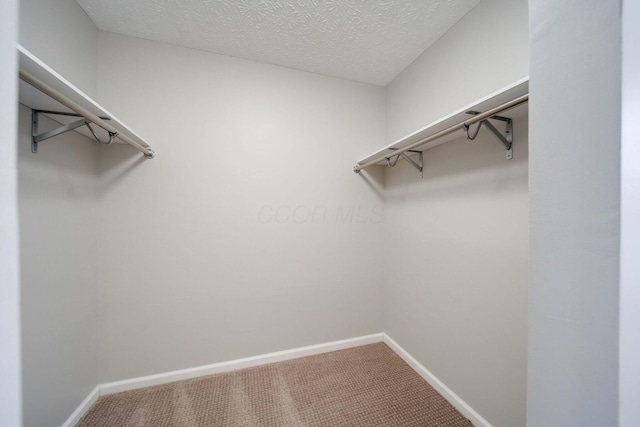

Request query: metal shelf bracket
[
  {"left": 463, "top": 111, "right": 513, "bottom": 160},
  {"left": 387, "top": 148, "right": 424, "bottom": 178},
  {"left": 31, "top": 109, "right": 115, "bottom": 154}
]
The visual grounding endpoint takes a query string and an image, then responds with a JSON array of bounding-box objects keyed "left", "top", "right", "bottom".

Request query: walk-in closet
[{"left": 1, "top": 0, "right": 635, "bottom": 426}]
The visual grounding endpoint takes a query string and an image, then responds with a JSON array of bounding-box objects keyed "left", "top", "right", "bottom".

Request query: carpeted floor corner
[{"left": 78, "top": 343, "right": 473, "bottom": 426}]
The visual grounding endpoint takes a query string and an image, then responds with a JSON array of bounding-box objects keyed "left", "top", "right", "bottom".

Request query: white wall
[
  {"left": 0, "top": 0, "right": 21, "bottom": 425},
  {"left": 17, "top": 1, "right": 100, "bottom": 426},
  {"left": 382, "top": 1, "right": 529, "bottom": 426},
  {"left": 12, "top": 1, "right": 635, "bottom": 426},
  {"left": 95, "top": 32, "right": 386, "bottom": 382},
  {"left": 528, "top": 0, "right": 621, "bottom": 426},
  {"left": 620, "top": 1, "right": 640, "bottom": 424},
  {"left": 386, "top": 0, "right": 529, "bottom": 142},
  {"left": 19, "top": 0, "right": 98, "bottom": 97},
  {"left": 18, "top": 107, "right": 99, "bottom": 427}
]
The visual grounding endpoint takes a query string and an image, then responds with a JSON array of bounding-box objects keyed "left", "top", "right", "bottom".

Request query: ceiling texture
[{"left": 76, "top": 0, "right": 479, "bottom": 86}]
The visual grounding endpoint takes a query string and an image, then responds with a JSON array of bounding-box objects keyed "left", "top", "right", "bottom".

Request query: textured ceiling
[{"left": 77, "top": 0, "right": 479, "bottom": 85}]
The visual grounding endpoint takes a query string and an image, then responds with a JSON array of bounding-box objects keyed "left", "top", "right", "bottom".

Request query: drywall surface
[
  {"left": 383, "top": 121, "right": 529, "bottom": 427},
  {"left": 96, "top": 32, "right": 386, "bottom": 382},
  {"left": 19, "top": 0, "right": 99, "bottom": 97},
  {"left": 382, "top": 1, "right": 529, "bottom": 426},
  {"left": 0, "top": 0, "right": 21, "bottom": 425},
  {"left": 16, "top": 2, "right": 101, "bottom": 425},
  {"left": 18, "top": 106, "right": 99, "bottom": 426},
  {"left": 386, "top": 0, "right": 529, "bottom": 142},
  {"left": 528, "top": 0, "right": 621, "bottom": 426},
  {"left": 620, "top": 1, "right": 640, "bottom": 424}
]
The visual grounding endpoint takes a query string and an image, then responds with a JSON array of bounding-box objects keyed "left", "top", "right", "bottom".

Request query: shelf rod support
[
  {"left": 30, "top": 110, "right": 116, "bottom": 154},
  {"left": 484, "top": 119, "right": 513, "bottom": 160},
  {"left": 463, "top": 111, "right": 513, "bottom": 160},
  {"left": 353, "top": 94, "right": 528, "bottom": 173},
  {"left": 387, "top": 148, "right": 423, "bottom": 178},
  {"left": 31, "top": 110, "right": 82, "bottom": 153},
  {"left": 19, "top": 69, "right": 155, "bottom": 159}
]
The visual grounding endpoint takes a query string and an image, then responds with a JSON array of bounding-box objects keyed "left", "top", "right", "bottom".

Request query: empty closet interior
[{"left": 14, "top": 0, "right": 532, "bottom": 426}]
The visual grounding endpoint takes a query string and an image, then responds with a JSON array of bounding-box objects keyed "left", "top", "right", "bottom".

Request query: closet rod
[
  {"left": 19, "top": 69, "right": 155, "bottom": 159},
  {"left": 354, "top": 94, "right": 528, "bottom": 172}
]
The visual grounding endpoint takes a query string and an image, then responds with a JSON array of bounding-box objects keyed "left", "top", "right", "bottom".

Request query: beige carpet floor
[{"left": 78, "top": 343, "right": 473, "bottom": 426}]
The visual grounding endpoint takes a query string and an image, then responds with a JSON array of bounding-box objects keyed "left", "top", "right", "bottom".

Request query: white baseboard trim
[
  {"left": 383, "top": 333, "right": 492, "bottom": 427},
  {"left": 99, "top": 333, "right": 384, "bottom": 396},
  {"left": 64, "top": 333, "right": 489, "bottom": 427},
  {"left": 60, "top": 385, "right": 99, "bottom": 427}
]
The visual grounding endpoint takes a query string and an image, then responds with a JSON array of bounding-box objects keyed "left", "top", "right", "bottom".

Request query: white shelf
[
  {"left": 17, "top": 44, "right": 152, "bottom": 154},
  {"left": 357, "top": 77, "right": 529, "bottom": 166}
]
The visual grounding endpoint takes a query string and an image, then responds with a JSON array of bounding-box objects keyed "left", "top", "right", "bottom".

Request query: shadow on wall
[
  {"left": 357, "top": 165, "right": 385, "bottom": 199},
  {"left": 17, "top": 107, "right": 98, "bottom": 176},
  {"left": 16, "top": 106, "right": 100, "bottom": 205},
  {"left": 98, "top": 143, "right": 148, "bottom": 192}
]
